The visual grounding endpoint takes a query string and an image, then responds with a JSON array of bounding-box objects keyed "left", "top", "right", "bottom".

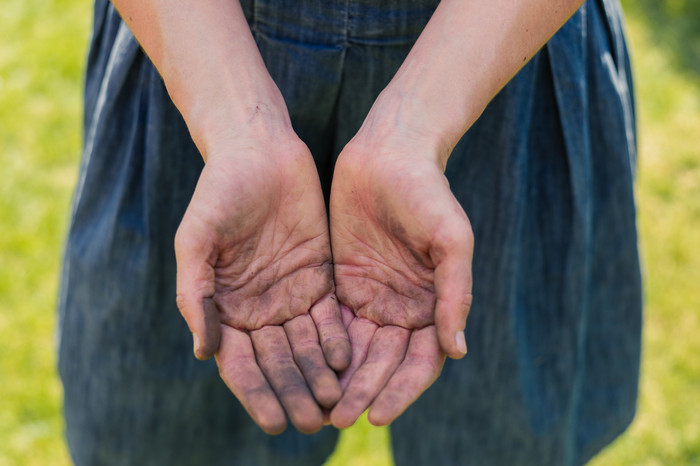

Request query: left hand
[{"left": 328, "top": 130, "right": 474, "bottom": 428}]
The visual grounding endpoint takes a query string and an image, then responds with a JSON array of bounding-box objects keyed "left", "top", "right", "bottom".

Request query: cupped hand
[
  {"left": 328, "top": 134, "right": 474, "bottom": 428},
  {"left": 175, "top": 129, "right": 351, "bottom": 434}
]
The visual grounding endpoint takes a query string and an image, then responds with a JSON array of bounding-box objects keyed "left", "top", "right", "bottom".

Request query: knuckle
[
  {"left": 432, "top": 219, "right": 473, "bottom": 257},
  {"left": 175, "top": 292, "right": 186, "bottom": 307},
  {"left": 460, "top": 293, "right": 473, "bottom": 314},
  {"left": 175, "top": 292, "right": 190, "bottom": 314},
  {"left": 278, "top": 380, "right": 307, "bottom": 395},
  {"left": 258, "top": 351, "right": 294, "bottom": 369}
]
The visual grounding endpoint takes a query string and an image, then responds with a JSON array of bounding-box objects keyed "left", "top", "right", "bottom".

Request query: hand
[
  {"left": 328, "top": 132, "right": 473, "bottom": 428},
  {"left": 175, "top": 128, "right": 351, "bottom": 434}
]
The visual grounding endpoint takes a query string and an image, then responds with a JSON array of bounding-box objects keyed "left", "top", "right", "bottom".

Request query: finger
[
  {"left": 337, "top": 316, "right": 378, "bottom": 390},
  {"left": 340, "top": 303, "right": 355, "bottom": 328},
  {"left": 250, "top": 326, "right": 324, "bottom": 434},
  {"left": 367, "top": 326, "right": 445, "bottom": 426},
  {"left": 430, "top": 213, "right": 474, "bottom": 359},
  {"left": 174, "top": 223, "right": 221, "bottom": 360},
  {"left": 215, "top": 325, "right": 287, "bottom": 434},
  {"left": 331, "top": 325, "right": 410, "bottom": 429},
  {"left": 284, "top": 314, "right": 342, "bottom": 409},
  {"left": 310, "top": 294, "right": 352, "bottom": 371}
]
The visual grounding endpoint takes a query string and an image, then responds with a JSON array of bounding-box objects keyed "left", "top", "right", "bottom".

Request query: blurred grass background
[{"left": 1, "top": 0, "right": 698, "bottom": 464}]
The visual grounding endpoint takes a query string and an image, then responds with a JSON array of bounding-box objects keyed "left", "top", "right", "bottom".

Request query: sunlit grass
[
  {"left": 589, "top": 2, "right": 700, "bottom": 465},
  {"left": 1, "top": 0, "right": 698, "bottom": 464},
  {"left": 325, "top": 414, "right": 393, "bottom": 466},
  {"left": 0, "top": 0, "right": 91, "bottom": 463}
]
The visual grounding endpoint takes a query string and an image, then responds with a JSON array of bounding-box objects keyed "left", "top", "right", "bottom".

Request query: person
[{"left": 58, "top": 0, "right": 642, "bottom": 464}]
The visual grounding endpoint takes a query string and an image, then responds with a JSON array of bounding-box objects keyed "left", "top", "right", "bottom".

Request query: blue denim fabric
[{"left": 58, "top": 0, "right": 641, "bottom": 464}]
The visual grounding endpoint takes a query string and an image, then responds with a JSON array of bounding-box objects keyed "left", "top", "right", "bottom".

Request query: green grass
[
  {"left": 1, "top": 0, "right": 698, "bottom": 464},
  {"left": 1, "top": 0, "right": 91, "bottom": 464},
  {"left": 589, "top": 2, "right": 700, "bottom": 464}
]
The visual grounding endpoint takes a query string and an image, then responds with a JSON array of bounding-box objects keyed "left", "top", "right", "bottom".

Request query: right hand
[{"left": 175, "top": 125, "right": 351, "bottom": 434}]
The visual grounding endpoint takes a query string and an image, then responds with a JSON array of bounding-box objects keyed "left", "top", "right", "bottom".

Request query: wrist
[
  {"left": 123, "top": 0, "right": 295, "bottom": 161},
  {"left": 186, "top": 83, "right": 295, "bottom": 162},
  {"left": 350, "top": 86, "right": 455, "bottom": 170}
]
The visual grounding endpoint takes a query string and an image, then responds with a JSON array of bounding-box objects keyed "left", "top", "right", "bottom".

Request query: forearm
[
  {"left": 112, "top": 0, "right": 290, "bottom": 158},
  {"left": 358, "top": 0, "right": 585, "bottom": 167}
]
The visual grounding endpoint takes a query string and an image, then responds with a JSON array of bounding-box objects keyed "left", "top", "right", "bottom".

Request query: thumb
[
  {"left": 174, "top": 221, "right": 221, "bottom": 360},
  {"left": 431, "top": 215, "right": 474, "bottom": 359}
]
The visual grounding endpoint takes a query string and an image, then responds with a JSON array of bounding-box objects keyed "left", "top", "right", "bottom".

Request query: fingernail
[
  {"left": 456, "top": 331, "right": 467, "bottom": 355},
  {"left": 193, "top": 332, "right": 200, "bottom": 355}
]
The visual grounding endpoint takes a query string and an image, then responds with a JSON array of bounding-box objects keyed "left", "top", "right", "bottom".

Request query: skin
[
  {"left": 329, "top": 0, "right": 585, "bottom": 427},
  {"left": 110, "top": 0, "right": 585, "bottom": 434}
]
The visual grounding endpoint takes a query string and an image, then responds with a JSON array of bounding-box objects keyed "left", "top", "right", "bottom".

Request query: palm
[
  {"left": 201, "top": 150, "right": 333, "bottom": 330},
  {"left": 331, "top": 161, "right": 441, "bottom": 329},
  {"left": 176, "top": 136, "right": 350, "bottom": 434}
]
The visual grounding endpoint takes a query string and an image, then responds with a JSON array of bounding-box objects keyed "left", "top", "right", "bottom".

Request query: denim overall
[{"left": 58, "top": 0, "right": 641, "bottom": 464}]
